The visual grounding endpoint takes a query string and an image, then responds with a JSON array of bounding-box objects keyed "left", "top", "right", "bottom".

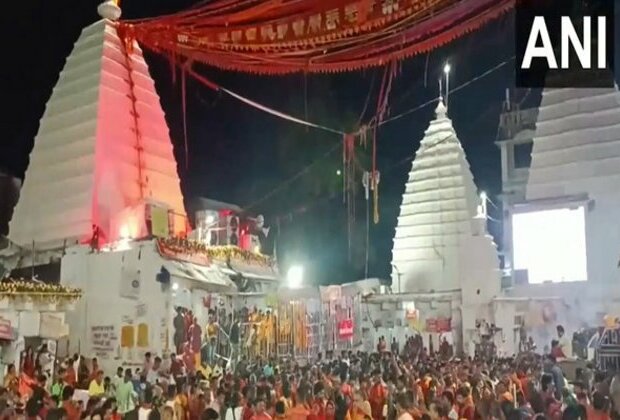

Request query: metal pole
[{"left": 445, "top": 71, "right": 450, "bottom": 110}]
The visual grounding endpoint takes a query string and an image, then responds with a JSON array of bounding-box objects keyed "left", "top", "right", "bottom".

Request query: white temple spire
[
  {"left": 435, "top": 96, "right": 447, "bottom": 118},
  {"left": 9, "top": 7, "right": 186, "bottom": 250},
  {"left": 390, "top": 100, "right": 499, "bottom": 293}
]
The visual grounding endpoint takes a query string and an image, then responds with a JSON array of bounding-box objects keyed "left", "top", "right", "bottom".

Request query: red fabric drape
[{"left": 118, "top": 0, "right": 513, "bottom": 75}]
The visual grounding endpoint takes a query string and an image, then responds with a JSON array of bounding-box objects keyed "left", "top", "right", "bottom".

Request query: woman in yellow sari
[
  {"left": 350, "top": 390, "right": 371, "bottom": 420},
  {"left": 3, "top": 364, "right": 16, "bottom": 391},
  {"left": 258, "top": 315, "right": 268, "bottom": 357}
]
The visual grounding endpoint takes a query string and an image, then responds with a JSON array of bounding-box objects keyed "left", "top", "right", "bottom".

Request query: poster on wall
[
  {"left": 90, "top": 325, "right": 118, "bottom": 360},
  {"left": 0, "top": 317, "right": 13, "bottom": 340},
  {"left": 120, "top": 265, "right": 141, "bottom": 299},
  {"left": 19, "top": 312, "right": 40, "bottom": 337},
  {"left": 151, "top": 207, "right": 170, "bottom": 238},
  {"left": 40, "top": 313, "right": 68, "bottom": 339}
]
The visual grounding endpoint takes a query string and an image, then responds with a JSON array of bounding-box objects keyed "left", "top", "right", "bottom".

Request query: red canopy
[{"left": 119, "top": 0, "right": 514, "bottom": 74}]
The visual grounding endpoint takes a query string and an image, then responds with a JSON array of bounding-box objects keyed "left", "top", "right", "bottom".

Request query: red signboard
[
  {"left": 0, "top": 318, "right": 12, "bottom": 340},
  {"left": 338, "top": 319, "right": 354, "bottom": 340},
  {"left": 425, "top": 317, "right": 451, "bottom": 333},
  {"left": 436, "top": 317, "right": 451, "bottom": 332}
]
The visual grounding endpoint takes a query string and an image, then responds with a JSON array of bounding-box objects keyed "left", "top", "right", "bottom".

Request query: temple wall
[
  {"left": 60, "top": 242, "right": 233, "bottom": 374},
  {"left": 61, "top": 244, "right": 169, "bottom": 374},
  {"left": 584, "top": 192, "right": 620, "bottom": 285},
  {"left": 498, "top": 282, "right": 620, "bottom": 354}
]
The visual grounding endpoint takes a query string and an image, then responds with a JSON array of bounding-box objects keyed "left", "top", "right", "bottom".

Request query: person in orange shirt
[
  {"left": 455, "top": 386, "right": 475, "bottom": 420},
  {"left": 61, "top": 386, "right": 81, "bottom": 420},
  {"left": 64, "top": 361, "right": 77, "bottom": 388},
  {"left": 324, "top": 401, "right": 336, "bottom": 420},
  {"left": 368, "top": 371, "right": 386, "bottom": 420},
  {"left": 309, "top": 383, "right": 327, "bottom": 420},
  {"left": 288, "top": 385, "right": 311, "bottom": 420},
  {"left": 251, "top": 399, "right": 273, "bottom": 420},
  {"left": 588, "top": 392, "right": 611, "bottom": 420}
]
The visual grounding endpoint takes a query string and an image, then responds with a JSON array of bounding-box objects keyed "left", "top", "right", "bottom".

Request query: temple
[
  {"left": 381, "top": 99, "right": 501, "bottom": 351},
  {"left": 8, "top": 3, "right": 186, "bottom": 251},
  {"left": 390, "top": 99, "right": 500, "bottom": 292},
  {"left": 0, "top": 2, "right": 279, "bottom": 373}
]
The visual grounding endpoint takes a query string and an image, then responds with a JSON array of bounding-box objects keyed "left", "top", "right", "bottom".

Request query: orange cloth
[
  {"left": 458, "top": 401, "right": 475, "bottom": 420},
  {"left": 63, "top": 400, "right": 81, "bottom": 420},
  {"left": 586, "top": 406, "right": 611, "bottom": 420},
  {"left": 289, "top": 405, "right": 310, "bottom": 420},
  {"left": 369, "top": 385, "right": 386, "bottom": 420},
  {"left": 65, "top": 367, "right": 77, "bottom": 387},
  {"left": 350, "top": 402, "right": 371, "bottom": 420},
  {"left": 251, "top": 413, "right": 273, "bottom": 420}
]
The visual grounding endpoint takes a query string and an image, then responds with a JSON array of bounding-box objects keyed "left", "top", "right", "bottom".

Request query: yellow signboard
[{"left": 151, "top": 207, "right": 170, "bottom": 238}]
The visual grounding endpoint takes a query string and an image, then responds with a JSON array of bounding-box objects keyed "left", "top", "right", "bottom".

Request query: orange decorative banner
[
  {"left": 176, "top": 0, "right": 448, "bottom": 50},
  {"left": 120, "top": 0, "right": 513, "bottom": 75}
]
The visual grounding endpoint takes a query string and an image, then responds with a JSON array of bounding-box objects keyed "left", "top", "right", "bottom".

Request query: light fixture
[
  {"left": 336, "top": 169, "right": 342, "bottom": 176},
  {"left": 119, "top": 224, "right": 130, "bottom": 240},
  {"left": 479, "top": 191, "right": 488, "bottom": 218},
  {"left": 443, "top": 63, "right": 451, "bottom": 74},
  {"left": 205, "top": 214, "right": 215, "bottom": 224},
  {"left": 172, "top": 282, "right": 179, "bottom": 291},
  {"left": 287, "top": 265, "right": 304, "bottom": 289}
]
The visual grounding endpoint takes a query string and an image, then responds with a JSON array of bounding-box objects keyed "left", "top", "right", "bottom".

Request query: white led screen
[{"left": 512, "top": 206, "right": 587, "bottom": 284}]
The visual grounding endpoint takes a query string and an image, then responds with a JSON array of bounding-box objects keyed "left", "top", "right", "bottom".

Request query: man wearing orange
[
  {"left": 251, "top": 399, "right": 273, "bottom": 420},
  {"left": 455, "top": 386, "right": 475, "bottom": 420},
  {"left": 368, "top": 371, "right": 386, "bottom": 420},
  {"left": 288, "top": 385, "right": 311, "bottom": 420},
  {"left": 309, "top": 383, "right": 327, "bottom": 420}
]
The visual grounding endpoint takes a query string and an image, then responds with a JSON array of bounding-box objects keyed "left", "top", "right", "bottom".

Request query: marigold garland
[
  {"left": 158, "top": 237, "right": 274, "bottom": 267},
  {"left": 0, "top": 280, "right": 82, "bottom": 301}
]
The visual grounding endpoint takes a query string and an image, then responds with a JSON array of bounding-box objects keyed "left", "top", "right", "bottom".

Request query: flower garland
[
  {"left": 0, "top": 279, "right": 82, "bottom": 300},
  {"left": 158, "top": 237, "right": 274, "bottom": 267}
]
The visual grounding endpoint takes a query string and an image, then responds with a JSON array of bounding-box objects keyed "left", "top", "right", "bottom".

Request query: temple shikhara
[
  {"left": 9, "top": 8, "right": 186, "bottom": 251},
  {"left": 1, "top": 0, "right": 619, "bottom": 372}
]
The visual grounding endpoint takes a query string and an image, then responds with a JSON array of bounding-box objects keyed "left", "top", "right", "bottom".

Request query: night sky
[{"left": 1, "top": 0, "right": 534, "bottom": 284}]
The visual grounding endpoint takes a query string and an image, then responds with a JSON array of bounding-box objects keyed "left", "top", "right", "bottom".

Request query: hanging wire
[{"left": 228, "top": 56, "right": 514, "bottom": 219}]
